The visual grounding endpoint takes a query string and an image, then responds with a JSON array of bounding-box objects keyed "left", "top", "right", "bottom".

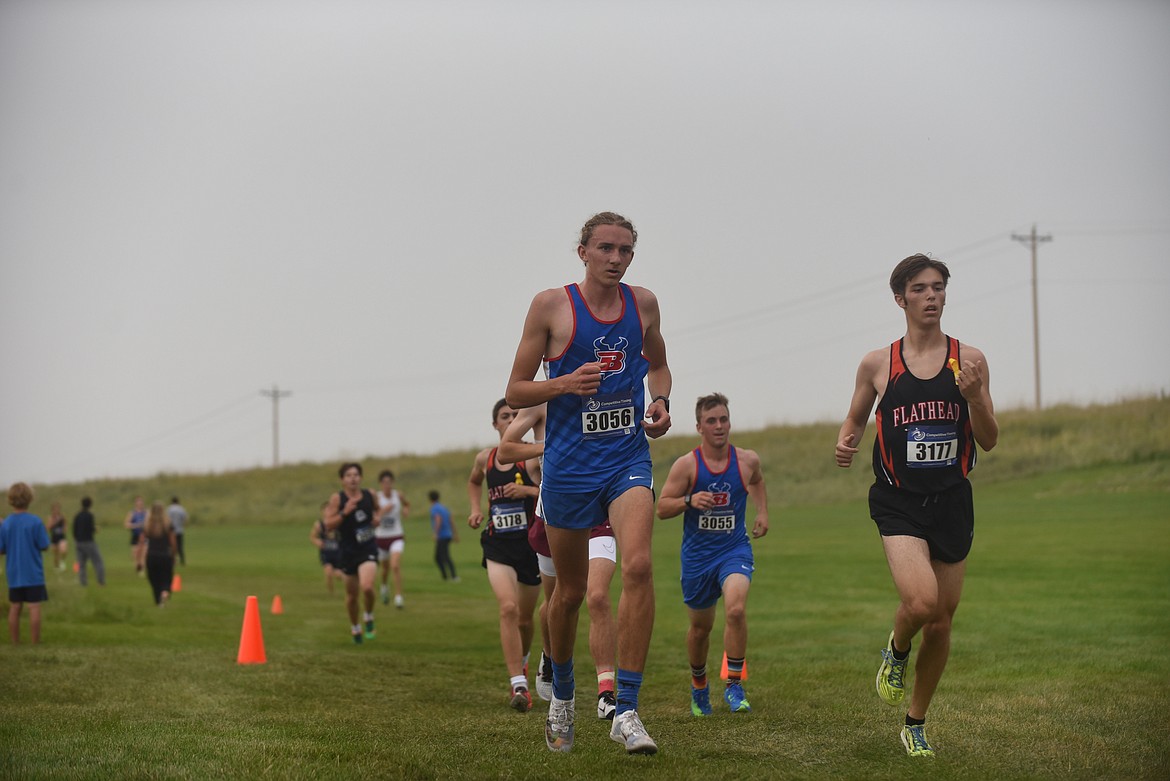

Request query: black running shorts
[{"left": 869, "top": 479, "right": 974, "bottom": 564}]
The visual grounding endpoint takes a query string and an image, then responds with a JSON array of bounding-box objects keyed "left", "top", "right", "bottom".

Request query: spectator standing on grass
[
  {"left": 136, "top": 503, "right": 176, "bottom": 607},
  {"left": 323, "top": 462, "right": 380, "bottom": 644},
  {"left": 657, "top": 392, "right": 770, "bottom": 718},
  {"left": 505, "top": 211, "right": 672, "bottom": 755},
  {"left": 47, "top": 501, "right": 68, "bottom": 572},
  {"left": 835, "top": 253, "right": 998, "bottom": 758},
  {"left": 428, "top": 490, "right": 458, "bottom": 582},
  {"left": 1, "top": 482, "right": 51, "bottom": 644},
  {"left": 467, "top": 398, "right": 542, "bottom": 714},
  {"left": 124, "top": 496, "right": 146, "bottom": 573},
  {"left": 310, "top": 502, "right": 343, "bottom": 595},
  {"left": 375, "top": 470, "right": 410, "bottom": 609},
  {"left": 73, "top": 496, "right": 106, "bottom": 586},
  {"left": 167, "top": 497, "right": 188, "bottom": 566}
]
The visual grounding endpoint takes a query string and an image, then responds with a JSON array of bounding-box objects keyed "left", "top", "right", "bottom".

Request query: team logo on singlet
[
  {"left": 593, "top": 336, "right": 628, "bottom": 376},
  {"left": 705, "top": 482, "right": 732, "bottom": 507}
]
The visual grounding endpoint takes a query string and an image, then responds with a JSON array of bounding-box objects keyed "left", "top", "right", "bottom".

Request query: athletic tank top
[
  {"left": 544, "top": 283, "right": 650, "bottom": 491},
  {"left": 317, "top": 519, "right": 339, "bottom": 552},
  {"left": 681, "top": 446, "right": 751, "bottom": 569},
  {"left": 337, "top": 489, "right": 377, "bottom": 549},
  {"left": 872, "top": 336, "right": 975, "bottom": 494},
  {"left": 375, "top": 489, "right": 404, "bottom": 539},
  {"left": 485, "top": 448, "right": 536, "bottom": 537}
]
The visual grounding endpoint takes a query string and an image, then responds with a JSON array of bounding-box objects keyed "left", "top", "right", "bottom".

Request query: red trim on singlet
[
  {"left": 574, "top": 282, "right": 626, "bottom": 324},
  {"left": 875, "top": 407, "right": 898, "bottom": 487},
  {"left": 876, "top": 341, "right": 904, "bottom": 486},
  {"left": 545, "top": 286, "right": 577, "bottom": 364},
  {"left": 949, "top": 337, "right": 977, "bottom": 477}
]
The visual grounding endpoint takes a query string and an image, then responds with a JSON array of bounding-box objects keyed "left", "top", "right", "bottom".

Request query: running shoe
[
  {"left": 510, "top": 686, "right": 532, "bottom": 713},
  {"left": 364, "top": 620, "right": 376, "bottom": 640},
  {"left": 900, "top": 724, "right": 935, "bottom": 757},
  {"left": 597, "top": 690, "right": 617, "bottom": 720},
  {"left": 394, "top": 594, "right": 405, "bottom": 609},
  {"left": 535, "top": 653, "right": 553, "bottom": 702},
  {"left": 380, "top": 584, "right": 389, "bottom": 604},
  {"left": 609, "top": 709, "right": 658, "bottom": 755},
  {"left": 690, "top": 686, "right": 713, "bottom": 717},
  {"left": 724, "top": 681, "right": 751, "bottom": 713},
  {"left": 877, "top": 630, "right": 908, "bottom": 705},
  {"left": 545, "top": 696, "right": 575, "bottom": 753},
  {"left": 352, "top": 631, "right": 363, "bottom": 645}
]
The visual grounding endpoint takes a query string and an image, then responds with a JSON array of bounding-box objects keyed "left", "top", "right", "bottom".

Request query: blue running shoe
[
  {"left": 724, "top": 681, "right": 751, "bottom": 713},
  {"left": 690, "top": 686, "right": 713, "bottom": 717}
]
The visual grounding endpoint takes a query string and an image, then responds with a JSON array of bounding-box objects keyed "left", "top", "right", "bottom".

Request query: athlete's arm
[
  {"left": 836, "top": 349, "right": 882, "bottom": 468},
  {"left": 506, "top": 290, "right": 603, "bottom": 409},
  {"left": 466, "top": 449, "right": 488, "bottom": 529},
  {"left": 656, "top": 454, "right": 696, "bottom": 519},
  {"left": 741, "top": 448, "right": 770, "bottom": 539},
  {"left": 310, "top": 522, "right": 323, "bottom": 549},
  {"left": 958, "top": 345, "right": 999, "bottom": 451},
  {"left": 637, "top": 287, "right": 672, "bottom": 439},
  {"left": 322, "top": 493, "right": 344, "bottom": 530},
  {"left": 497, "top": 405, "right": 546, "bottom": 464}
]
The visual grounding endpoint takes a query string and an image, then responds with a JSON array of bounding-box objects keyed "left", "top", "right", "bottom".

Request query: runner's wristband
[{"left": 652, "top": 395, "right": 670, "bottom": 412}]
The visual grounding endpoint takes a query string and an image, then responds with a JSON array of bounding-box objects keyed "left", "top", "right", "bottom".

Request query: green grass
[{"left": 2, "top": 399, "right": 1169, "bottom": 779}]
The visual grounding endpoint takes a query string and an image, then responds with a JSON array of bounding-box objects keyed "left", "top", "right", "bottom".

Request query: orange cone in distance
[
  {"left": 171, "top": 574, "right": 182, "bottom": 592},
  {"left": 237, "top": 595, "right": 267, "bottom": 664},
  {"left": 271, "top": 595, "right": 283, "bottom": 615},
  {"left": 720, "top": 652, "right": 748, "bottom": 681}
]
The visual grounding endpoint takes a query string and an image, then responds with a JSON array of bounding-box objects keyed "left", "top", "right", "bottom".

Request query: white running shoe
[
  {"left": 535, "top": 653, "right": 553, "bottom": 702},
  {"left": 394, "top": 594, "right": 404, "bottom": 609},
  {"left": 609, "top": 709, "right": 657, "bottom": 755},
  {"left": 380, "top": 584, "right": 389, "bottom": 604},
  {"left": 545, "top": 695, "right": 575, "bottom": 753}
]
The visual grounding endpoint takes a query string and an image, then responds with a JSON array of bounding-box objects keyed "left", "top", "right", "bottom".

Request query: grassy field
[{"left": 1, "top": 398, "right": 1168, "bottom": 780}]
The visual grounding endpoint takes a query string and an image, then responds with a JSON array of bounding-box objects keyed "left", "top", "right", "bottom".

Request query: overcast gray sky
[{"left": 2, "top": 0, "right": 1168, "bottom": 487}]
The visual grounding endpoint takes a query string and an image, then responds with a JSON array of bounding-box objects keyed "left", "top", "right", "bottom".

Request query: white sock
[{"left": 510, "top": 674, "right": 527, "bottom": 691}]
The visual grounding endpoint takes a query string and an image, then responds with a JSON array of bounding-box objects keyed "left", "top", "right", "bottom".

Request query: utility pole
[
  {"left": 1011, "top": 225, "right": 1053, "bottom": 410},
  {"left": 260, "top": 384, "right": 292, "bottom": 467}
]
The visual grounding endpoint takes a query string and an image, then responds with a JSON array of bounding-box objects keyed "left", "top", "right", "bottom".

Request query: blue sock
[
  {"left": 551, "top": 657, "right": 575, "bottom": 701},
  {"left": 615, "top": 668, "right": 643, "bottom": 715}
]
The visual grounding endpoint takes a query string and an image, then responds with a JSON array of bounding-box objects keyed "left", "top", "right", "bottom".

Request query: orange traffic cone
[
  {"left": 171, "top": 574, "right": 182, "bottom": 593},
  {"left": 72, "top": 561, "right": 79, "bottom": 573},
  {"left": 236, "top": 595, "right": 267, "bottom": 664},
  {"left": 720, "top": 652, "right": 748, "bottom": 681},
  {"left": 271, "top": 595, "right": 283, "bottom": 615}
]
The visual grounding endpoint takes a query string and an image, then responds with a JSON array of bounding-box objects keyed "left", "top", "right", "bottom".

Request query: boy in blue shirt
[
  {"left": 1, "top": 482, "right": 50, "bottom": 644},
  {"left": 429, "top": 490, "right": 458, "bottom": 582}
]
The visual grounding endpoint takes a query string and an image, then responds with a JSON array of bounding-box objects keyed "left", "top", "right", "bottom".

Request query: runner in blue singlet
[
  {"left": 505, "top": 212, "right": 672, "bottom": 756},
  {"left": 658, "top": 393, "right": 770, "bottom": 718}
]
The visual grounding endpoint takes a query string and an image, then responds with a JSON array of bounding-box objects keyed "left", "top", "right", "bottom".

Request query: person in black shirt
[
  {"left": 72, "top": 497, "right": 106, "bottom": 586},
  {"left": 835, "top": 254, "right": 999, "bottom": 758}
]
